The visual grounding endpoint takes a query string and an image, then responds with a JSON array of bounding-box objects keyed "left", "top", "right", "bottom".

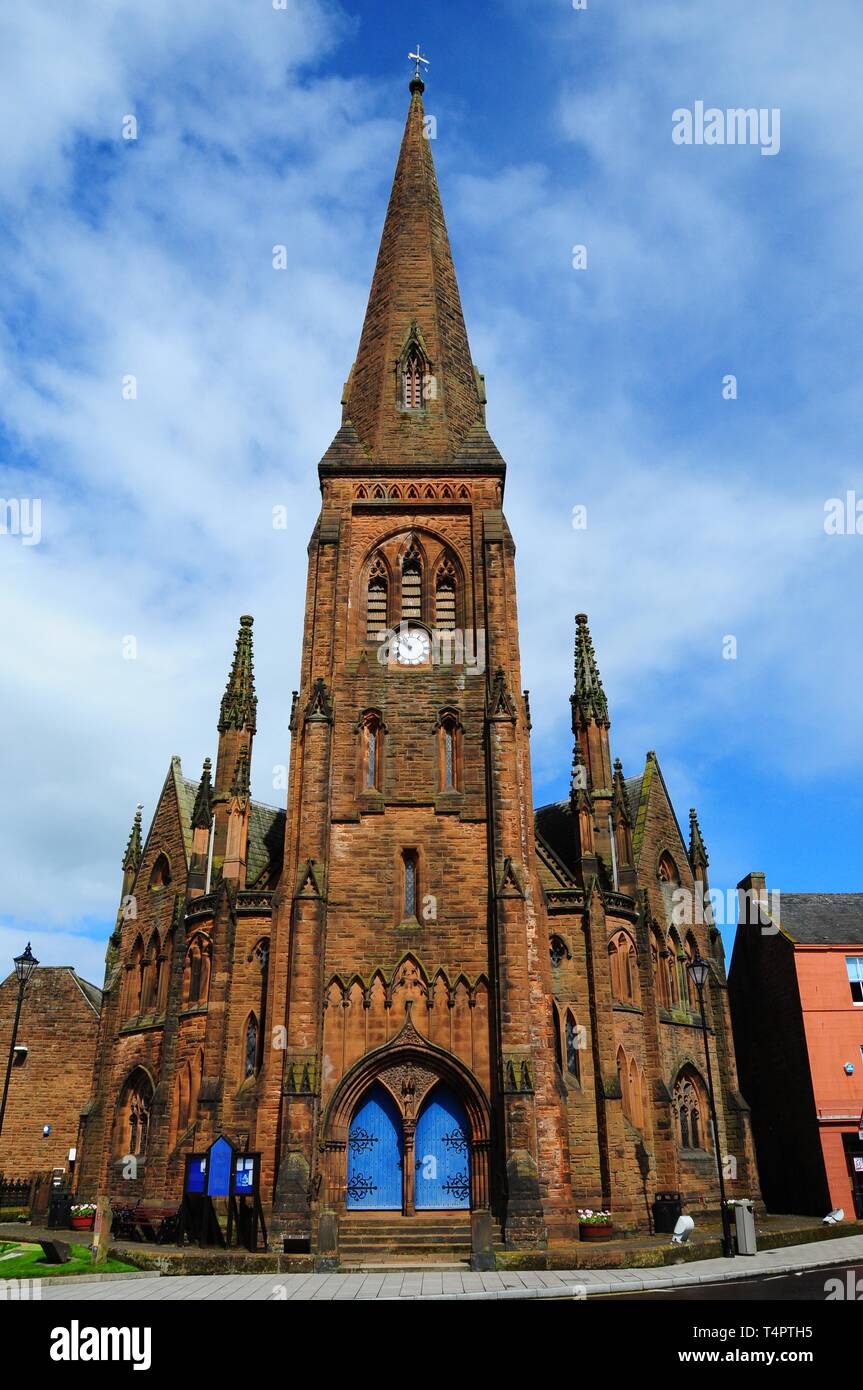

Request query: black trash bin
[
  {"left": 48, "top": 1191, "right": 73, "bottom": 1229},
  {"left": 652, "top": 1191, "right": 683, "bottom": 1234}
]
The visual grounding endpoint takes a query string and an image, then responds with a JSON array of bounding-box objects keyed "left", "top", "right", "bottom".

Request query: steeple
[
  {"left": 218, "top": 615, "right": 257, "bottom": 735},
  {"left": 213, "top": 617, "right": 257, "bottom": 881},
  {"left": 191, "top": 757, "right": 213, "bottom": 830},
  {"left": 118, "top": 803, "right": 144, "bottom": 921},
  {"left": 572, "top": 613, "right": 609, "bottom": 727},
  {"left": 340, "top": 78, "right": 483, "bottom": 465},
  {"left": 189, "top": 758, "right": 213, "bottom": 896},
  {"left": 122, "top": 804, "right": 143, "bottom": 876},
  {"left": 688, "top": 807, "right": 710, "bottom": 881},
  {"left": 611, "top": 758, "right": 637, "bottom": 895}
]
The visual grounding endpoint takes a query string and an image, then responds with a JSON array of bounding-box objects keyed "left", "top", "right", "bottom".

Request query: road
[{"left": 595, "top": 1262, "right": 863, "bottom": 1301}]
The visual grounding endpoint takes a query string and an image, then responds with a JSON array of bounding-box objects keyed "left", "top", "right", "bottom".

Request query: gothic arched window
[
  {"left": 565, "top": 1011, "right": 581, "bottom": 1081},
  {"left": 140, "top": 931, "right": 160, "bottom": 1014},
  {"left": 156, "top": 935, "right": 171, "bottom": 1014},
  {"left": 176, "top": 1050, "right": 204, "bottom": 1137},
  {"left": 184, "top": 935, "right": 211, "bottom": 1007},
  {"left": 403, "top": 347, "right": 425, "bottom": 409},
  {"left": 667, "top": 931, "right": 684, "bottom": 1007},
  {"left": 244, "top": 1014, "right": 259, "bottom": 1079},
  {"left": 552, "top": 1003, "right": 564, "bottom": 1072},
  {"left": 550, "top": 936, "right": 568, "bottom": 969},
  {"left": 673, "top": 1067, "right": 708, "bottom": 1151},
  {"left": 360, "top": 712, "right": 384, "bottom": 792},
  {"left": 609, "top": 931, "right": 637, "bottom": 1003},
  {"left": 402, "top": 850, "right": 419, "bottom": 920},
  {"left": 436, "top": 711, "right": 460, "bottom": 792},
  {"left": 117, "top": 1068, "right": 154, "bottom": 1159},
  {"left": 658, "top": 851, "right": 680, "bottom": 885},
  {"left": 125, "top": 935, "right": 145, "bottom": 1019},
  {"left": 366, "top": 557, "right": 388, "bottom": 641},
  {"left": 651, "top": 927, "right": 670, "bottom": 1008},
  {"left": 149, "top": 853, "right": 171, "bottom": 891}
]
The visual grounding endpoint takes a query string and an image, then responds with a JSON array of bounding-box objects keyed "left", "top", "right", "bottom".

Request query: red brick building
[
  {"left": 730, "top": 880, "right": 863, "bottom": 1220},
  {"left": 76, "top": 79, "right": 759, "bottom": 1256},
  {"left": 0, "top": 966, "right": 101, "bottom": 1179}
]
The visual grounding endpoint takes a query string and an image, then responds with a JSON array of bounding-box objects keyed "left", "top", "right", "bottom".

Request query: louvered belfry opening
[
  {"left": 401, "top": 544, "right": 422, "bottom": 623},
  {"left": 403, "top": 347, "right": 424, "bottom": 409},
  {"left": 366, "top": 557, "right": 388, "bottom": 640},
  {"left": 435, "top": 563, "right": 456, "bottom": 630}
]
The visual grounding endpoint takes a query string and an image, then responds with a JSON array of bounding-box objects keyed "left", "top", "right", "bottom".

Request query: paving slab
[{"left": 29, "top": 1233, "right": 863, "bottom": 1301}]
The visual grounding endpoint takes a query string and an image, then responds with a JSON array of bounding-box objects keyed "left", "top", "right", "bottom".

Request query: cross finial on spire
[{"left": 408, "top": 43, "right": 430, "bottom": 82}]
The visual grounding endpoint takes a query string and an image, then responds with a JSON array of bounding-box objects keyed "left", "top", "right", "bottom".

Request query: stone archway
[{"left": 320, "top": 1005, "right": 492, "bottom": 1214}]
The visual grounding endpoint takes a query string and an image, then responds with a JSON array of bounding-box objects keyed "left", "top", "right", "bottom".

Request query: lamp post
[
  {"left": 687, "top": 952, "right": 735, "bottom": 1259},
  {"left": 0, "top": 944, "right": 39, "bottom": 1140}
]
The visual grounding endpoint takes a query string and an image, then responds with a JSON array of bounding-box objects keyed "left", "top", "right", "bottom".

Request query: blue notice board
[
  {"left": 187, "top": 1157, "right": 206, "bottom": 1193},
  {"left": 235, "top": 1156, "right": 255, "bottom": 1193},
  {"left": 206, "top": 1136, "right": 234, "bottom": 1197}
]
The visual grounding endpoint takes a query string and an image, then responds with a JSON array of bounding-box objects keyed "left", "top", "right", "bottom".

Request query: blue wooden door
[
  {"left": 346, "top": 1084, "right": 403, "bottom": 1210},
  {"left": 415, "top": 1085, "right": 470, "bottom": 1210}
]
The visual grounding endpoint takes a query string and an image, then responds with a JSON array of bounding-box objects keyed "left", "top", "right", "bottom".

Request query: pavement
[{"left": 21, "top": 1232, "right": 863, "bottom": 1300}]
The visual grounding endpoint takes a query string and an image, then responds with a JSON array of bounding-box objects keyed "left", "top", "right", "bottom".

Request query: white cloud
[{"left": 1, "top": 0, "right": 861, "bottom": 965}]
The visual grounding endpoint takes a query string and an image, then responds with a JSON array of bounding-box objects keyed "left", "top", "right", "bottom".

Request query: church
[{"left": 76, "top": 73, "right": 759, "bottom": 1261}]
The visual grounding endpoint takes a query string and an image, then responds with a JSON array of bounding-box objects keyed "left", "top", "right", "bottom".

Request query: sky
[{"left": 1, "top": 0, "right": 861, "bottom": 985}]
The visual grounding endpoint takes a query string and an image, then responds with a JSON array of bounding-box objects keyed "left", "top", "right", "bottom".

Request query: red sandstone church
[{"left": 76, "top": 76, "right": 759, "bottom": 1259}]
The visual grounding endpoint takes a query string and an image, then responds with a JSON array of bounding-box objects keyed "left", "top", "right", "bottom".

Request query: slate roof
[
  {"left": 773, "top": 894, "right": 863, "bottom": 947},
  {"left": 0, "top": 966, "right": 103, "bottom": 1014},
  {"left": 535, "top": 775, "right": 645, "bottom": 881},
  {"left": 623, "top": 775, "right": 644, "bottom": 826},
  {"left": 72, "top": 971, "right": 103, "bottom": 1013},
  {"left": 534, "top": 801, "right": 577, "bottom": 879},
  {"left": 180, "top": 776, "right": 284, "bottom": 888}
]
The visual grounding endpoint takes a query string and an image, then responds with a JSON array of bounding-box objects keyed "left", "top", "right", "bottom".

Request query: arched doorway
[
  {"left": 415, "top": 1084, "right": 470, "bottom": 1210},
  {"left": 346, "top": 1084, "right": 403, "bottom": 1210},
  {"left": 321, "top": 1008, "right": 492, "bottom": 1214}
]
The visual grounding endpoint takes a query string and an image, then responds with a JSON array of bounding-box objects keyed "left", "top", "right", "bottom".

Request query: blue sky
[{"left": 1, "top": 0, "right": 861, "bottom": 984}]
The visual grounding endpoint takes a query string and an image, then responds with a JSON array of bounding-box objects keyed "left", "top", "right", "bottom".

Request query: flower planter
[
  {"left": 70, "top": 1215, "right": 95, "bottom": 1231},
  {"left": 579, "top": 1222, "right": 613, "bottom": 1242}
]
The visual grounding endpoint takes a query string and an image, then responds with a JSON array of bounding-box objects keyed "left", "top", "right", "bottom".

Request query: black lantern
[
  {"left": 13, "top": 943, "right": 38, "bottom": 988},
  {"left": 687, "top": 953, "right": 710, "bottom": 992},
  {"left": 0, "top": 943, "right": 40, "bottom": 1140}
]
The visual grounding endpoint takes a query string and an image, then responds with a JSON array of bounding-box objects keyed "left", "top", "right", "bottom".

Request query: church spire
[
  {"left": 342, "top": 77, "right": 482, "bottom": 464},
  {"left": 572, "top": 613, "right": 609, "bottom": 726},
  {"left": 219, "top": 615, "right": 257, "bottom": 734},
  {"left": 191, "top": 757, "right": 213, "bottom": 830},
  {"left": 213, "top": 616, "right": 257, "bottom": 878},
  {"left": 122, "top": 804, "right": 143, "bottom": 874},
  {"left": 689, "top": 807, "right": 710, "bottom": 880}
]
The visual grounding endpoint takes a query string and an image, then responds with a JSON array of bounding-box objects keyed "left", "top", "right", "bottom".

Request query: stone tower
[{"left": 268, "top": 74, "right": 574, "bottom": 1250}]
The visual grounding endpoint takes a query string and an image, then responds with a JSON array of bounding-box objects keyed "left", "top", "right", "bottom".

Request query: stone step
[
  {"left": 341, "top": 1261, "right": 471, "bottom": 1272},
  {"left": 339, "top": 1241, "right": 471, "bottom": 1255}
]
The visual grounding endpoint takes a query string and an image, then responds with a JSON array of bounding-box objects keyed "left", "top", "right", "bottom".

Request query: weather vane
[{"left": 408, "top": 44, "right": 430, "bottom": 81}]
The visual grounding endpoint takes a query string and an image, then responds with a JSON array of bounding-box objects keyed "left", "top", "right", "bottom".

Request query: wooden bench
[{"left": 110, "top": 1201, "right": 180, "bottom": 1245}]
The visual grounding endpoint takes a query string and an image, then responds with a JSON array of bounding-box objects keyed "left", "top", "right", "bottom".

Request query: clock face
[{"left": 393, "top": 627, "right": 431, "bottom": 667}]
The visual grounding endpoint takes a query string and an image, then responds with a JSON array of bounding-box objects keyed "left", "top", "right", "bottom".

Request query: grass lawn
[{"left": 0, "top": 1241, "right": 138, "bottom": 1279}]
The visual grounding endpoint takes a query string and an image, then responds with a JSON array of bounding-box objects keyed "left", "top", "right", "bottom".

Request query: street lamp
[
  {"left": 687, "top": 952, "right": 735, "bottom": 1259},
  {"left": 0, "top": 943, "right": 39, "bottom": 1140}
]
